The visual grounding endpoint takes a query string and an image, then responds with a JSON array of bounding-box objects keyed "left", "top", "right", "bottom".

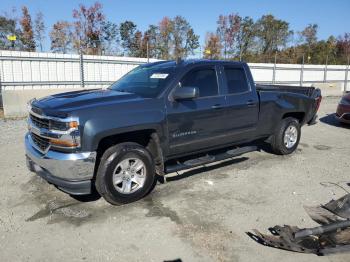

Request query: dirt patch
[{"left": 0, "top": 109, "right": 4, "bottom": 118}]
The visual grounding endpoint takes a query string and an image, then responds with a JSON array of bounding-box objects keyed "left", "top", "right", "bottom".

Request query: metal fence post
[
  {"left": 79, "top": 52, "right": 85, "bottom": 88},
  {"left": 272, "top": 52, "right": 277, "bottom": 84},
  {"left": 0, "top": 60, "right": 2, "bottom": 109},
  {"left": 300, "top": 55, "right": 304, "bottom": 86},
  {"left": 147, "top": 40, "right": 149, "bottom": 63},
  {"left": 345, "top": 57, "right": 349, "bottom": 92},
  {"left": 323, "top": 55, "right": 328, "bottom": 83}
]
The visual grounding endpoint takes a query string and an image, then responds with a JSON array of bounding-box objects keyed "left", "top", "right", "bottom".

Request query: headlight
[
  {"left": 49, "top": 120, "right": 79, "bottom": 131},
  {"left": 48, "top": 118, "right": 80, "bottom": 150},
  {"left": 340, "top": 97, "right": 350, "bottom": 106}
]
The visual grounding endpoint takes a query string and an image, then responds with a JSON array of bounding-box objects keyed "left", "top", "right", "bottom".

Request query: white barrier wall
[
  {"left": 0, "top": 50, "right": 158, "bottom": 91},
  {"left": 0, "top": 50, "right": 349, "bottom": 117}
]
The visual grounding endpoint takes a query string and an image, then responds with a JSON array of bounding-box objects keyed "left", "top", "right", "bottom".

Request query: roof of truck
[{"left": 145, "top": 59, "right": 246, "bottom": 68}]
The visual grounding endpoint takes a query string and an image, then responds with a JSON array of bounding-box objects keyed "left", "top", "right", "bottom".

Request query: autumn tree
[
  {"left": 158, "top": 17, "right": 173, "bottom": 60},
  {"left": 19, "top": 6, "right": 35, "bottom": 51},
  {"left": 50, "top": 21, "right": 73, "bottom": 53},
  {"left": 72, "top": 2, "right": 105, "bottom": 55},
  {"left": 34, "top": 11, "right": 45, "bottom": 51},
  {"left": 216, "top": 13, "right": 240, "bottom": 58},
  {"left": 255, "top": 14, "right": 292, "bottom": 55},
  {"left": 203, "top": 32, "right": 221, "bottom": 59},
  {"left": 337, "top": 33, "right": 350, "bottom": 63}
]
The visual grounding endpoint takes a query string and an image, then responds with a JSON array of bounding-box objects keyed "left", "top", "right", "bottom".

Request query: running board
[{"left": 165, "top": 145, "right": 258, "bottom": 174}]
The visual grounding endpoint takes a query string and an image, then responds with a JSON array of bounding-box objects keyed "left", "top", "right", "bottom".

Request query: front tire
[
  {"left": 270, "top": 117, "right": 301, "bottom": 155},
  {"left": 95, "top": 142, "right": 156, "bottom": 205}
]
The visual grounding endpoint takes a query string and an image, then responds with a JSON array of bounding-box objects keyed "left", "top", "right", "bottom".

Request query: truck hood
[{"left": 32, "top": 89, "right": 144, "bottom": 116}]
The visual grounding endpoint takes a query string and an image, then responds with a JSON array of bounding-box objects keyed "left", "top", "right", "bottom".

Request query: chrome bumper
[{"left": 25, "top": 133, "right": 96, "bottom": 194}]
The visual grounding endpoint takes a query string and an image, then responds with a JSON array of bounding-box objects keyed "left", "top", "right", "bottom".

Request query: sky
[{"left": 1, "top": 0, "right": 350, "bottom": 52}]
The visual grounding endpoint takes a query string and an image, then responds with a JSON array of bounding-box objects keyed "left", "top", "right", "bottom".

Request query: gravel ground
[{"left": 0, "top": 97, "right": 349, "bottom": 262}]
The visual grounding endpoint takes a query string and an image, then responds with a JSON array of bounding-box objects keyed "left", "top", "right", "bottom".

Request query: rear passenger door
[
  {"left": 222, "top": 66, "right": 259, "bottom": 142},
  {"left": 166, "top": 65, "right": 227, "bottom": 156}
]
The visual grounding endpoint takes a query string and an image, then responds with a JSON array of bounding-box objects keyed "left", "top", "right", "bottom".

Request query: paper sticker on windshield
[{"left": 150, "top": 73, "right": 169, "bottom": 79}]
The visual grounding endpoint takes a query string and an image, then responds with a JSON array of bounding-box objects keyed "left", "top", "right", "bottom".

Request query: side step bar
[{"left": 165, "top": 145, "right": 258, "bottom": 174}]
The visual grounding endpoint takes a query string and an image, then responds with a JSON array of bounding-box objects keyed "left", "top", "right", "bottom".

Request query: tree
[
  {"left": 203, "top": 32, "right": 221, "bottom": 59},
  {"left": 216, "top": 13, "right": 240, "bottom": 58},
  {"left": 133, "top": 30, "right": 143, "bottom": 57},
  {"left": 300, "top": 24, "right": 318, "bottom": 47},
  {"left": 0, "top": 16, "right": 21, "bottom": 50},
  {"left": 172, "top": 16, "right": 199, "bottom": 59},
  {"left": 50, "top": 21, "right": 73, "bottom": 53},
  {"left": 255, "top": 14, "right": 292, "bottom": 55},
  {"left": 143, "top": 24, "right": 159, "bottom": 58},
  {"left": 119, "top": 20, "right": 138, "bottom": 56},
  {"left": 101, "top": 21, "right": 118, "bottom": 55},
  {"left": 19, "top": 6, "right": 35, "bottom": 51},
  {"left": 34, "top": 11, "right": 45, "bottom": 52},
  {"left": 158, "top": 17, "right": 173, "bottom": 59},
  {"left": 337, "top": 33, "right": 350, "bottom": 62},
  {"left": 72, "top": 2, "right": 105, "bottom": 55},
  {"left": 236, "top": 16, "right": 257, "bottom": 60}
]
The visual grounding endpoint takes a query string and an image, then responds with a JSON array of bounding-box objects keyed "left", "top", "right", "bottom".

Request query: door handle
[
  {"left": 246, "top": 100, "right": 256, "bottom": 107},
  {"left": 211, "top": 104, "right": 223, "bottom": 109}
]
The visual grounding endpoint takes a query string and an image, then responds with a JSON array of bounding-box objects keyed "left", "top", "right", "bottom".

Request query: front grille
[
  {"left": 30, "top": 113, "right": 49, "bottom": 129},
  {"left": 31, "top": 132, "right": 50, "bottom": 152}
]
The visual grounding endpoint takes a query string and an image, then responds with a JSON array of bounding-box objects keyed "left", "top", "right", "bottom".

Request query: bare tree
[{"left": 34, "top": 11, "right": 45, "bottom": 51}]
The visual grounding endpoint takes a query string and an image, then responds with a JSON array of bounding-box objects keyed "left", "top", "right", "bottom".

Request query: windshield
[{"left": 109, "top": 63, "right": 176, "bottom": 98}]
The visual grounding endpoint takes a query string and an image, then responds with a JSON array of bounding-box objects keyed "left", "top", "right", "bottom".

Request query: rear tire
[
  {"left": 270, "top": 117, "right": 301, "bottom": 155},
  {"left": 95, "top": 142, "right": 156, "bottom": 205}
]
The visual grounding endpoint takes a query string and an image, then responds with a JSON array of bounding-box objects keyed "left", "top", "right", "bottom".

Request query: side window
[
  {"left": 224, "top": 68, "right": 249, "bottom": 94},
  {"left": 181, "top": 68, "right": 218, "bottom": 97}
]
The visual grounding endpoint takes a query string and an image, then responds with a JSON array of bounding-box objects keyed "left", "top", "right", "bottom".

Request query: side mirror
[{"left": 172, "top": 86, "right": 199, "bottom": 101}]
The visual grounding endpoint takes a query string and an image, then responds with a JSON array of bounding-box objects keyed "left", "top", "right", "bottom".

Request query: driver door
[{"left": 166, "top": 65, "right": 228, "bottom": 156}]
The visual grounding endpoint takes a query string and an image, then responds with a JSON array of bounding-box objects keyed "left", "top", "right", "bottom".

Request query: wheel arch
[
  {"left": 282, "top": 112, "right": 305, "bottom": 124},
  {"left": 94, "top": 129, "right": 164, "bottom": 177}
]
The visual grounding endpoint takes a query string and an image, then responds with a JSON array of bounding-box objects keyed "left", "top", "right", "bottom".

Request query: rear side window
[
  {"left": 181, "top": 68, "right": 218, "bottom": 97},
  {"left": 224, "top": 68, "right": 249, "bottom": 94}
]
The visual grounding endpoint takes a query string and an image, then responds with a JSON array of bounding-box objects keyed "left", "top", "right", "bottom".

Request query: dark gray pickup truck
[{"left": 25, "top": 60, "right": 322, "bottom": 204}]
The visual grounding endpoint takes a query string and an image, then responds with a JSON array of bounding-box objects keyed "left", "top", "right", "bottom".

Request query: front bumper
[{"left": 25, "top": 133, "right": 96, "bottom": 195}]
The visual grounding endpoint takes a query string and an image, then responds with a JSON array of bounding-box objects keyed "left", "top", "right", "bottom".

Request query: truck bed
[{"left": 256, "top": 84, "right": 316, "bottom": 97}]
